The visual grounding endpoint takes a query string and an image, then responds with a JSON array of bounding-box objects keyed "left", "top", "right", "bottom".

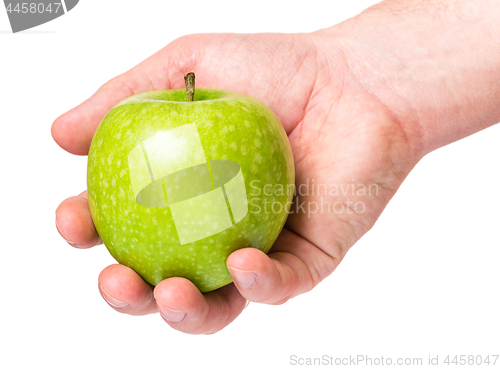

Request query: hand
[{"left": 52, "top": 1, "right": 500, "bottom": 334}]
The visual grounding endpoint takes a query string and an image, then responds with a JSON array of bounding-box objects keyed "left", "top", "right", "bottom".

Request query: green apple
[{"left": 87, "top": 77, "right": 294, "bottom": 292}]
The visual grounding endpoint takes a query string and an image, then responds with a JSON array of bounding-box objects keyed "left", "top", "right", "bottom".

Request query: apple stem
[{"left": 184, "top": 72, "right": 195, "bottom": 102}]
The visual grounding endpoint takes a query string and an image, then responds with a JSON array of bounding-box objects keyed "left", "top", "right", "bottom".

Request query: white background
[{"left": 1, "top": 1, "right": 499, "bottom": 368}]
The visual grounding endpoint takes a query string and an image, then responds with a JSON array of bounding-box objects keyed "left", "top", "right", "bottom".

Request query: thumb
[
  {"left": 51, "top": 71, "right": 161, "bottom": 156},
  {"left": 50, "top": 34, "right": 205, "bottom": 155}
]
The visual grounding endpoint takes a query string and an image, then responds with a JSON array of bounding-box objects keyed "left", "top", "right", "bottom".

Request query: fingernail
[
  {"left": 55, "top": 219, "right": 75, "bottom": 245},
  {"left": 99, "top": 284, "right": 128, "bottom": 309},
  {"left": 157, "top": 304, "right": 186, "bottom": 323},
  {"left": 229, "top": 267, "right": 257, "bottom": 288}
]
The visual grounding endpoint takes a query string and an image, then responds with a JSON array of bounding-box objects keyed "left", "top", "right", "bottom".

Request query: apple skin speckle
[{"left": 87, "top": 88, "right": 294, "bottom": 293}]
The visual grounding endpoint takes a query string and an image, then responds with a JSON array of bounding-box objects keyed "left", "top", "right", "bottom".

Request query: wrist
[{"left": 318, "top": 0, "right": 500, "bottom": 157}]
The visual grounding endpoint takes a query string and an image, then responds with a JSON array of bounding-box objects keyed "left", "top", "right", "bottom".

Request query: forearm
[{"left": 323, "top": 0, "right": 500, "bottom": 156}]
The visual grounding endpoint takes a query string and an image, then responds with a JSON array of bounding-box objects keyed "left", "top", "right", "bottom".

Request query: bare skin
[{"left": 52, "top": 0, "right": 500, "bottom": 334}]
